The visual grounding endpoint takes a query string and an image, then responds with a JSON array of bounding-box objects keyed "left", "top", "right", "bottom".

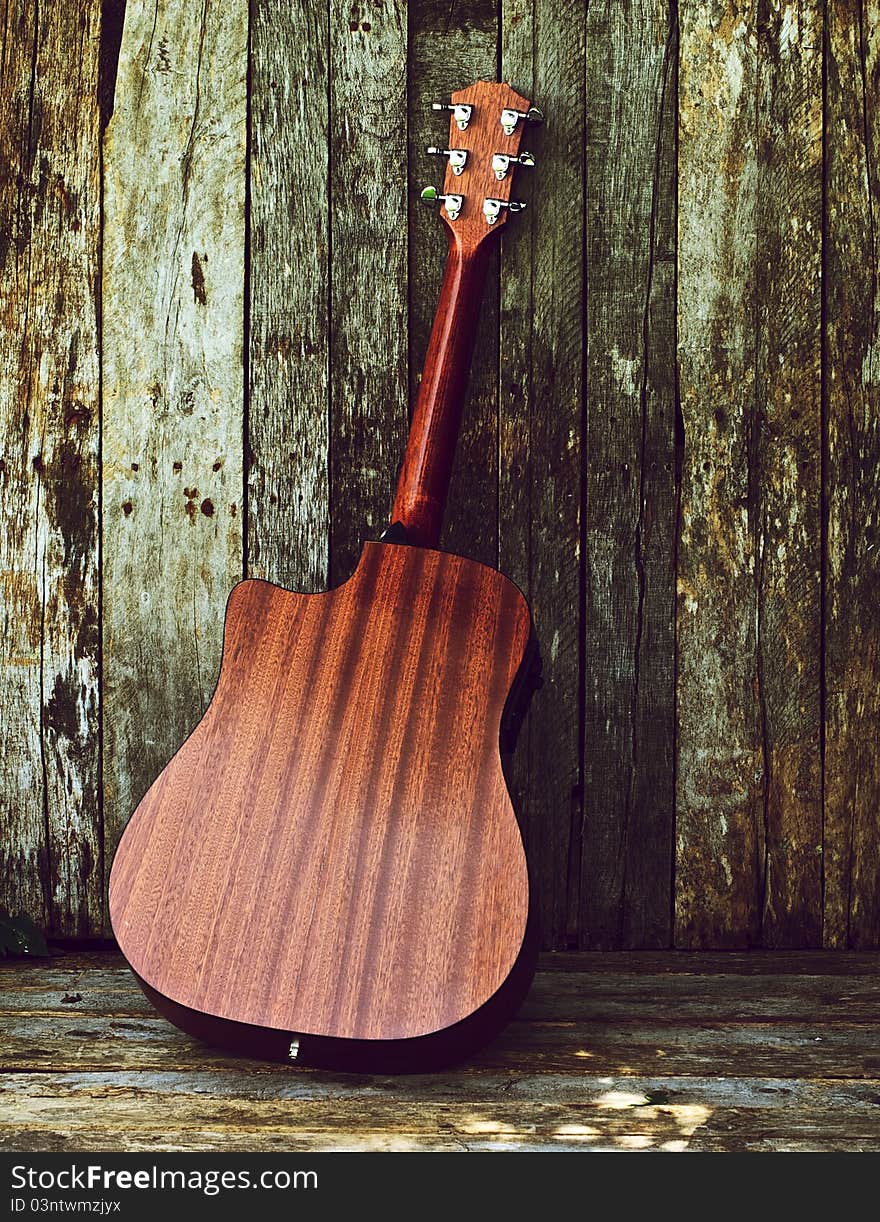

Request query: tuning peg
[
  {"left": 499, "top": 105, "right": 544, "bottom": 136},
  {"left": 426, "top": 146, "right": 468, "bottom": 176},
  {"left": 491, "top": 150, "right": 536, "bottom": 180},
  {"left": 421, "top": 185, "right": 463, "bottom": 221},
  {"left": 432, "top": 101, "right": 472, "bottom": 131},
  {"left": 482, "top": 197, "right": 527, "bottom": 225}
]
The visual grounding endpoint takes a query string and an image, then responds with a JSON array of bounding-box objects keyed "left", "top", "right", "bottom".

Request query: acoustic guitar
[{"left": 109, "top": 80, "right": 544, "bottom": 1071}]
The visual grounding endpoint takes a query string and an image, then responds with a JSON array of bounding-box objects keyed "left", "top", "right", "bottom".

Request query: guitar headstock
[{"left": 420, "top": 81, "right": 542, "bottom": 251}]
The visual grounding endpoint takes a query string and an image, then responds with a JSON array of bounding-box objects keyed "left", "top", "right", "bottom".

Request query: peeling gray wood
[
  {"left": 0, "top": 0, "right": 102, "bottom": 934},
  {"left": 328, "top": 2, "right": 408, "bottom": 584},
  {"left": 101, "top": 0, "right": 247, "bottom": 899},
  {"left": 676, "top": 2, "right": 822, "bottom": 947},
  {"left": 823, "top": 3, "right": 880, "bottom": 948},
  {"left": 580, "top": 1, "right": 678, "bottom": 949},
  {"left": 247, "top": 0, "right": 330, "bottom": 592},
  {"left": 500, "top": 0, "right": 585, "bottom": 948},
  {"left": 410, "top": 0, "right": 500, "bottom": 566}
]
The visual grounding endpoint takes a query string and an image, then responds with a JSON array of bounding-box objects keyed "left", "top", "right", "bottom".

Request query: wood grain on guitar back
[{"left": 109, "top": 542, "right": 532, "bottom": 1043}]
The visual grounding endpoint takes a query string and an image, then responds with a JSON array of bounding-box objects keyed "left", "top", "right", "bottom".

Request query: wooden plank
[
  {"left": 521, "top": 969, "right": 880, "bottom": 1021},
  {"left": 4, "top": 1123, "right": 878, "bottom": 1154},
  {"left": 0, "top": 1, "right": 102, "bottom": 934},
  {"left": 6, "top": 967, "right": 880, "bottom": 1023},
  {"left": 500, "top": 0, "right": 584, "bottom": 949},
  {"left": 409, "top": 0, "right": 499, "bottom": 566},
  {"left": 7, "top": 948, "right": 880, "bottom": 989},
  {"left": 4, "top": 1072, "right": 880, "bottom": 1152},
  {"left": 538, "top": 948, "right": 880, "bottom": 974},
  {"left": 5, "top": 954, "right": 880, "bottom": 1087},
  {"left": 579, "top": 1, "right": 678, "bottom": 949},
  {"left": 328, "top": 3, "right": 408, "bottom": 584},
  {"left": 4, "top": 1010, "right": 880, "bottom": 1078},
  {"left": 9, "top": 949, "right": 880, "bottom": 1155},
  {"left": 12, "top": 1069, "right": 880, "bottom": 1106},
  {"left": 676, "top": 2, "right": 823, "bottom": 947},
  {"left": 101, "top": 0, "right": 247, "bottom": 887},
  {"left": 823, "top": 4, "right": 880, "bottom": 947},
  {"left": 752, "top": 1, "right": 823, "bottom": 946},
  {"left": 677, "top": 3, "right": 761, "bottom": 947},
  {"left": 247, "top": 0, "right": 330, "bottom": 592}
]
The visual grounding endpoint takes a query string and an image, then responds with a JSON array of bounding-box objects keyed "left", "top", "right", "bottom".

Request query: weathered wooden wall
[{"left": 1, "top": 0, "right": 878, "bottom": 950}]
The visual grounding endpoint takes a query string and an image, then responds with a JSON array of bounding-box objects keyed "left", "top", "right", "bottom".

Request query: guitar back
[
  {"left": 111, "top": 78, "right": 543, "bottom": 1069},
  {"left": 109, "top": 542, "right": 535, "bottom": 1067}
]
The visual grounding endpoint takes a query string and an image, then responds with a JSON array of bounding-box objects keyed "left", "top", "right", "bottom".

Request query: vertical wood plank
[
  {"left": 501, "top": 0, "right": 585, "bottom": 948},
  {"left": 0, "top": 1, "right": 102, "bottom": 933},
  {"left": 248, "top": 0, "right": 330, "bottom": 593},
  {"left": 102, "top": 0, "right": 247, "bottom": 890},
  {"left": 409, "top": 0, "right": 499, "bottom": 566},
  {"left": 677, "top": 5, "right": 762, "bottom": 947},
  {"left": 753, "top": 1, "right": 822, "bottom": 945},
  {"left": 676, "top": 2, "right": 822, "bottom": 947},
  {"left": 824, "top": 2, "right": 880, "bottom": 948},
  {"left": 580, "top": 1, "right": 678, "bottom": 948},
  {"left": 328, "top": 3, "right": 408, "bottom": 585}
]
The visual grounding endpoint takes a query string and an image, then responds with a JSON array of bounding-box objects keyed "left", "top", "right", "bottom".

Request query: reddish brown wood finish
[
  {"left": 109, "top": 542, "right": 533, "bottom": 1059},
  {"left": 392, "top": 82, "right": 532, "bottom": 547}
]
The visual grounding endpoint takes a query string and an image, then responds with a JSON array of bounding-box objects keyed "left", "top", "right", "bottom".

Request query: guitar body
[{"left": 109, "top": 541, "right": 538, "bottom": 1070}]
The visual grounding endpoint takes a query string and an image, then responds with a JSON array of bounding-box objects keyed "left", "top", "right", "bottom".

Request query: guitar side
[{"left": 109, "top": 541, "right": 538, "bottom": 1070}]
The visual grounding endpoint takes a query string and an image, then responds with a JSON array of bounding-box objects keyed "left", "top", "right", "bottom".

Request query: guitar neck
[
  {"left": 387, "top": 79, "right": 539, "bottom": 550},
  {"left": 391, "top": 233, "right": 492, "bottom": 548}
]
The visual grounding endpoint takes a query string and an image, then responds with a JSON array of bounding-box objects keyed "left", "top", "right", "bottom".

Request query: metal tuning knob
[
  {"left": 432, "top": 101, "right": 472, "bottom": 131},
  {"left": 421, "top": 185, "right": 463, "bottom": 221},
  {"left": 482, "top": 197, "right": 527, "bottom": 225},
  {"left": 426, "top": 146, "right": 468, "bottom": 175},
  {"left": 491, "top": 150, "right": 535, "bottom": 180},
  {"left": 499, "top": 105, "right": 543, "bottom": 136}
]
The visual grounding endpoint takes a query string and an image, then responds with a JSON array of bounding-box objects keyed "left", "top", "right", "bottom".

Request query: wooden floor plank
[
  {"left": 5, "top": 957, "right": 880, "bottom": 1023},
  {"left": 5, "top": 1014, "right": 880, "bottom": 1078},
  {"left": 4, "top": 954, "right": 880, "bottom": 1150},
  {"left": 8, "top": 1069, "right": 880, "bottom": 1105},
  {"left": 539, "top": 950, "right": 880, "bottom": 975},
  {"left": 17, "top": 948, "right": 880, "bottom": 973},
  {"left": 4, "top": 1072, "right": 880, "bottom": 1153},
  {"left": 5, "top": 1129, "right": 878, "bottom": 1153}
]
